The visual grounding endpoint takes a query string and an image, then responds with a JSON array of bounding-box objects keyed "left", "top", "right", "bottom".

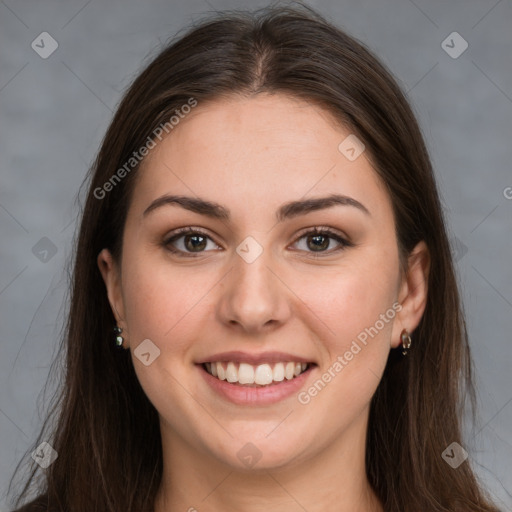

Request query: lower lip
[{"left": 198, "top": 364, "right": 314, "bottom": 405}]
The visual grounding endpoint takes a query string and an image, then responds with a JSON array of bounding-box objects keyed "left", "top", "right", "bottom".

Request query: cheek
[
  {"left": 328, "top": 274, "right": 396, "bottom": 398},
  {"left": 121, "top": 254, "right": 223, "bottom": 364},
  {"left": 294, "top": 261, "right": 397, "bottom": 348},
  {"left": 123, "top": 275, "right": 171, "bottom": 341},
  {"left": 120, "top": 261, "right": 205, "bottom": 419},
  {"left": 120, "top": 257, "right": 191, "bottom": 349},
  {"left": 297, "top": 271, "right": 395, "bottom": 421}
]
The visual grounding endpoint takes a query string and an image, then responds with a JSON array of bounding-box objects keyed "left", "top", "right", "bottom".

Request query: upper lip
[{"left": 196, "top": 351, "right": 315, "bottom": 365}]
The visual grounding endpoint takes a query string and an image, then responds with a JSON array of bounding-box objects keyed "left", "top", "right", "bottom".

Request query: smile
[
  {"left": 203, "top": 361, "right": 309, "bottom": 386},
  {"left": 198, "top": 359, "right": 316, "bottom": 405}
]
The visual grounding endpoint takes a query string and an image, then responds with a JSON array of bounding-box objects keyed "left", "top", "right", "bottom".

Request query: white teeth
[
  {"left": 285, "top": 362, "right": 295, "bottom": 380},
  {"left": 273, "top": 362, "right": 285, "bottom": 382},
  {"left": 254, "top": 364, "right": 273, "bottom": 385},
  {"left": 205, "top": 360, "right": 310, "bottom": 385},
  {"left": 238, "top": 363, "right": 255, "bottom": 384},
  {"left": 226, "top": 362, "right": 237, "bottom": 383}
]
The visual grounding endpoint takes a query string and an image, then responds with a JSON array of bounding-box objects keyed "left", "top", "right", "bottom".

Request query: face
[{"left": 98, "top": 93, "right": 429, "bottom": 471}]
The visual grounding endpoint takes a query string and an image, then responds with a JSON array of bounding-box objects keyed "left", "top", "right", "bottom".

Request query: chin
[{"left": 206, "top": 429, "right": 312, "bottom": 472}]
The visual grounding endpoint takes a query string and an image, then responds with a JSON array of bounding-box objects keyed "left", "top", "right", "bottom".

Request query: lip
[
  {"left": 198, "top": 362, "right": 316, "bottom": 405},
  {"left": 196, "top": 351, "right": 315, "bottom": 365}
]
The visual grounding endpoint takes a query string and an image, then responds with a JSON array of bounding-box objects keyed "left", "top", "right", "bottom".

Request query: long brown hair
[{"left": 8, "top": 3, "right": 500, "bottom": 511}]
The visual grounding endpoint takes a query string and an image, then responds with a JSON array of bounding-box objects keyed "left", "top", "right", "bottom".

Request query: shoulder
[{"left": 10, "top": 494, "right": 51, "bottom": 512}]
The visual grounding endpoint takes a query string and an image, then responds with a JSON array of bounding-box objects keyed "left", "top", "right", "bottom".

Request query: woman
[{"left": 7, "top": 3, "right": 501, "bottom": 511}]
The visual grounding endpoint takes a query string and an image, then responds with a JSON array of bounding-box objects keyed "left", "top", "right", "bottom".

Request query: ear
[
  {"left": 391, "top": 240, "right": 430, "bottom": 348},
  {"left": 97, "top": 248, "right": 129, "bottom": 347}
]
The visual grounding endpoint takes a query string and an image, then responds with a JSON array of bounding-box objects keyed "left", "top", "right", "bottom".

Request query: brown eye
[
  {"left": 183, "top": 234, "right": 208, "bottom": 252},
  {"left": 306, "top": 233, "right": 330, "bottom": 251},
  {"left": 292, "top": 228, "right": 352, "bottom": 256},
  {"left": 163, "top": 226, "right": 352, "bottom": 258},
  {"left": 164, "top": 228, "right": 220, "bottom": 257}
]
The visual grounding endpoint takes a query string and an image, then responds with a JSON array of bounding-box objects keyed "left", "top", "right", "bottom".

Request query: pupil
[
  {"left": 309, "top": 234, "right": 328, "bottom": 251},
  {"left": 186, "top": 235, "right": 206, "bottom": 251}
]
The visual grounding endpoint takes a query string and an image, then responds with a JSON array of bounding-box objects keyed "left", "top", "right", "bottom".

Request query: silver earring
[
  {"left": 113, "top": 325, "right": 124, "bottom": 347},
  {"left": 401, "top": 329, "right": 412, "bottom": 356}
]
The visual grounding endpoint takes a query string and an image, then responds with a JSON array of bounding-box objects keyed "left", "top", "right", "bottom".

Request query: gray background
[{"left": 1, "top": 0, "right": 511, "bottom": 510}]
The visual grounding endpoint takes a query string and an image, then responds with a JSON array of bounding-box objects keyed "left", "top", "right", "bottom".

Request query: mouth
[
  {"left": 199, "top": 360, "right": 316, "bottom": 405},
  {"left": 202, "top": 361, "right": 312, "bottom": 387},
  {"left": 197, "top": 351, "right": 317, "bottom": 405}
]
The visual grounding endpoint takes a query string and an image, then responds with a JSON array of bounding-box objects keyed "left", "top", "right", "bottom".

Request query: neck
[{"left": 154, "top": 409, "right": 383, "bottom": 512}]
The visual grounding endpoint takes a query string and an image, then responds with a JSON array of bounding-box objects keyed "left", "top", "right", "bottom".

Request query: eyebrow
[{"left": 142, "top": 193, "right": 371, "bottom": 222}]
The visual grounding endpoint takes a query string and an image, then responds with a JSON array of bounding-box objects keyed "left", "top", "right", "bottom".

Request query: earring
[
  {"left": 113, "top": 325, "right": 124, "bottom": 347},
  {"left": 400, "top": 329, "right": 412, "bottom": 356}
]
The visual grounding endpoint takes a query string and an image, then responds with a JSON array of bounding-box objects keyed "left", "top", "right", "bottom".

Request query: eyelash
[{"left": 162, "top": 226, "right": 353, "bottom": 258}]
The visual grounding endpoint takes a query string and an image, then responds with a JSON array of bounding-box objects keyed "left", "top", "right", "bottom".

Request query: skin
[{"left": 98, "top": 93, "right": 430, "bottom": 512}]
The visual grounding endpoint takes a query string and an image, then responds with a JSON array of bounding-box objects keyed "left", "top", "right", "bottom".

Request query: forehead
[{"left": 129, "top": 94, "right": 393, "bottom": 226}]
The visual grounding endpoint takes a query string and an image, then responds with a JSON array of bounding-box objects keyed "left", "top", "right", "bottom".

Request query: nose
[{"left": 215, "top": 244, "right": 291, "bottom": 335}]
